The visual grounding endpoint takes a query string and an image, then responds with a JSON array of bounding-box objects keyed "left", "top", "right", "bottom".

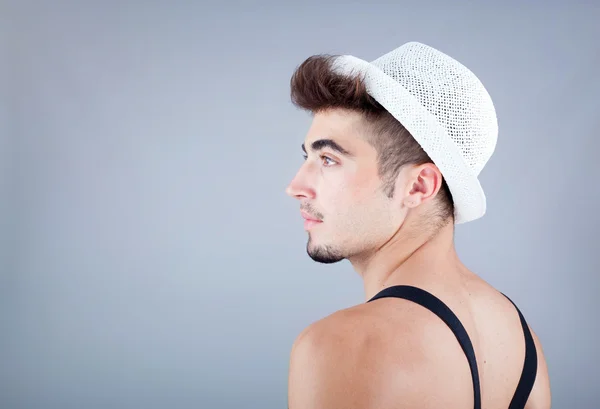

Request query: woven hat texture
[{"left": 332, "top": 42, "right": 498, "bottom": 224}]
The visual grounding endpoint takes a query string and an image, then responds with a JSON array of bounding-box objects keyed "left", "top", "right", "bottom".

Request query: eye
[
  {"left": 302, "top": 153, "right": 337, "bottom": 166},
  {"left": 321, "top": 155, "right": 337, "bottom": 166}
]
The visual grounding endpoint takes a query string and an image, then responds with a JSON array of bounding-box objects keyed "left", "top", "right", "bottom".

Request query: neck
[{"left": 348, "top": 219, "right": 459, "bottom": 301}]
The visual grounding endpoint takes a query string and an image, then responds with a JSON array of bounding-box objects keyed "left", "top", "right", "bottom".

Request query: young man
[{"left": 285, "top": 42, "right": 551, "bottom": 409}]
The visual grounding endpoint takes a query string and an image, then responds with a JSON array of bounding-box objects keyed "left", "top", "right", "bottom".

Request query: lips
[
  {"left": 300, "top": 210, "right": 321, "bottom": 222},
  {"left": 300, "top": 210, "right": 322, "bottom": 230}
]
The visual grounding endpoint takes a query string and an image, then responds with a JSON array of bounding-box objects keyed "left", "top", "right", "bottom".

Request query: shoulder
[
  {"left": 525, "top": 326, "right": 553, "bottom": 409},
  {"left": 289, "top": 305, "right": 391, "bottom": 374},
  {"left": 287, "top": 302, "right": 458, "bottom": 409}
]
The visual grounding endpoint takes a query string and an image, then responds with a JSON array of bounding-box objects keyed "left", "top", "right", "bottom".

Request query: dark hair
[{"left": 290, "top": 54, "right": 454, "bottom": 223}]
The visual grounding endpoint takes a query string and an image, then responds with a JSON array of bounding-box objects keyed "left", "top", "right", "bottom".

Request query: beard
[{"left": 306, "top": 234, "right": 345, "bottom": 264}]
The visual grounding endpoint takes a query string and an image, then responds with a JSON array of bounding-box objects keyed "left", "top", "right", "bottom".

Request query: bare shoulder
[
  {"left": 288, "top": 302, "right": 470, "bottom": 409},
  {"left": 525, "top": 327, "right": 552, "bottom": 409},
  {"left": 469, "top": 279, "right": 553, "bottom": 409}
]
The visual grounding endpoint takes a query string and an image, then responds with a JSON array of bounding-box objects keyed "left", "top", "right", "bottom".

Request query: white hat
[{"left": 332, "top": 42, "right": 498, "bottom": 224}]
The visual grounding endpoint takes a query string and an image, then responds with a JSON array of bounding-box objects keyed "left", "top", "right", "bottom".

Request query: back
[{"left": 342, "top": 273, "right": 551, "bottom": 409}]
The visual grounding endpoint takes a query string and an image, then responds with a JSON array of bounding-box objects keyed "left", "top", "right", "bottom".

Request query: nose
[{"left": 285, "top": 167, "right": 315, "bottom": 200}]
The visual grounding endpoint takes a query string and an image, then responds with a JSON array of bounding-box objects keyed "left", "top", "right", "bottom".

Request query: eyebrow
[{"left": 301, "top": 139, "right": 354, "bottom": 157}]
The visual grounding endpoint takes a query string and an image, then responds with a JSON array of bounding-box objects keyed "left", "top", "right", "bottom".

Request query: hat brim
[{"left": 332, "top": 55, "right": 486, "bottom": 224}]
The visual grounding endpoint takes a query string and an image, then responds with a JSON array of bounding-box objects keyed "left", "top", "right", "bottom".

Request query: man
[{"left": 285, "top": 42, "right": 551, "bottom": 409}]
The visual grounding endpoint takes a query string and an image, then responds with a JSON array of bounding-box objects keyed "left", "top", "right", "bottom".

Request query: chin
[{"left": 306, "top": 239, "right": 345, "bottom": 264}]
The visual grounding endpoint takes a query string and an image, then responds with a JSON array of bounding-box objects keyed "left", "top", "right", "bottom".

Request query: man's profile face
[{"left": 286, "top": 109, "right": 405, "bottom": 263}]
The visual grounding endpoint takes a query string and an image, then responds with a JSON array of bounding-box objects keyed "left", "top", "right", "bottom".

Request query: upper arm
[{"left": 287, "top": 314, "right": 427, "bottom": 409}]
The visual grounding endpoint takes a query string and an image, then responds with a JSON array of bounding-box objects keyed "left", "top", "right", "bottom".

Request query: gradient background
[{"left": 2, "top": 2, "right": 599, "bottom": 408}]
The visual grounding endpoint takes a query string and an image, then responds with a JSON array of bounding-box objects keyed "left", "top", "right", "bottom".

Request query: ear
[{"left": 403, "top": 163, "right": 444, "bottom": 209}]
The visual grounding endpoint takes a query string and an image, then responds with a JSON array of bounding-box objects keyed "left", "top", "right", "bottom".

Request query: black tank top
[{"left": 368, "top": 285, "right": 538, "bottom": 409}]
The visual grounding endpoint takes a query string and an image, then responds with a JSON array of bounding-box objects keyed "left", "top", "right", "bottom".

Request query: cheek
[
  {"left": 347, "top": 183, "right": 397, "bottom": 231},
  {"left": 323, "top": 177, "right": 366, "bottom": 213},
  {"left": 332, "top": 185, "right": 391, "bottom": 227},
  {"left": 347, "top": 177, "right": 383, "bottom": 207},
  {"left": 321, "top": 170, "right": 383, "bottom": 219}
]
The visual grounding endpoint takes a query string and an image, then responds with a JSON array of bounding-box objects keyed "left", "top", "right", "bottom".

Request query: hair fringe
[{"left": 290, "top": 55, "right": 383, "bottom": 114}]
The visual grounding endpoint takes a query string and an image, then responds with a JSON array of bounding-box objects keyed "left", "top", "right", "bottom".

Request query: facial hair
[{"left": 306, "top": 234, "right": 345, "bottom": 264}]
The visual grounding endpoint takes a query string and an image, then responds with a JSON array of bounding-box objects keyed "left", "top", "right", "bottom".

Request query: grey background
[{"left": 2, "top": 2, "right": 599, "bottom": 408}]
